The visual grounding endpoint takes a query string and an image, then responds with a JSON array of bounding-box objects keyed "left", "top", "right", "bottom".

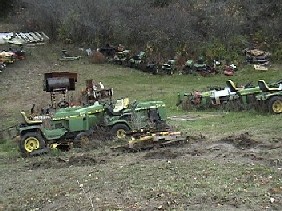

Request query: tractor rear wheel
[
  {"left": 268, "top": 96, "right": 282, "bottom": 114},
  {"left": 19, "top": 132, "right": 46, "bottom": 156},
  {"left": 110, "top": 124, "right": 130, "bottom": 140}
]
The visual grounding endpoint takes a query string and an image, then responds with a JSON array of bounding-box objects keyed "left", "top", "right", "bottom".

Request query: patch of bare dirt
[
  {"left": 28, "top": 154, "right": 107, "bottom": 169},
  {"left": 144, "top": 149, "right": 182, "bottom": 160},
  {"left": 218, "top": 132, "right": 260, "bottom": 149},
  {"left": 1, "top": 132, "right": 282, "bottom": 211},
  {"left": 168, "top": 113, "right": 224, "bottom": 121},
  {"left": 173, "top": 132, "right": 282, "bottom": 170}
]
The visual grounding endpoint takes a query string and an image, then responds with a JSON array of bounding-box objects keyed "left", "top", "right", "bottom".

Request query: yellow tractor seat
[
  {"left": 113, "top": 98, "right": 129, "bottom": 113},
  {"left": 20, "top": 112, "right": 43, "bottom": 125},
  {"left": 226, "top": 80, "right": 241, "bottom": 92},
  {"left": 258, "top": 80, "right": 281, "bottom": 92}
]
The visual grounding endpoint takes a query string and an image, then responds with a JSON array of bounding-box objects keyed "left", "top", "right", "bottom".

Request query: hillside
[{"left": 0, "top": 44, "right": 282, "bottom": 210}]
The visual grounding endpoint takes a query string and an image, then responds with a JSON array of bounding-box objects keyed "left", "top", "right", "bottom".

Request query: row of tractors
[
  {"left": 98, "top": 44, "right": 271, "bottom": 77},
  {"left": 98, "top": 45, "right": 239, "bottom": 76},
  {"left": 17, "top": 72, "right": 186, "bottom": 157},
  {"left": 177, "top": 79, "right": 282, "bottom": 114}
]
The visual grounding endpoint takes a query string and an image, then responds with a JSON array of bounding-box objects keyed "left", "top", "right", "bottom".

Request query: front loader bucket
[{"left": 43, "top": 72, "right": 78, "bottom": 92}]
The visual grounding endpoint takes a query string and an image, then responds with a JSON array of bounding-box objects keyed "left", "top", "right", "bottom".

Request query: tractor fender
[
  {"left": 107, "top": 120, "right": 131, "bottom": 130},
  {"left": 19, "top": 125, "right": 42, "bottom": 137},
  {"left": 19, "top": 126, "right": 47, "bottom": 144},
  {"left": 40, "top": 128, "right": 68, "bottom": 140},
  {"left": 19, "top": 126, "right": 66, "bottom": 141},
  {"left": 257, "top": 92, "right": 282, "bottom": 101},
  {"left": 266, "top": 92, "right": 282, "bottom": 99}
]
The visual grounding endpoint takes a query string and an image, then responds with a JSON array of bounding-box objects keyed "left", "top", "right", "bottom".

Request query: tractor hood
[
  {"left": 134, "top": 100, "right": 166, "bottom": 111},
  {"left": 237, "top": 87, "right": 261, "bottom": 96},
  {"left": 53, "top": 104, "right": 104, "bottom": 120}
]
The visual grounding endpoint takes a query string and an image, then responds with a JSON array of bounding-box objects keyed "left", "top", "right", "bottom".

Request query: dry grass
[{"left": 0, "top": 44, "right": 282, "bottom": 210}]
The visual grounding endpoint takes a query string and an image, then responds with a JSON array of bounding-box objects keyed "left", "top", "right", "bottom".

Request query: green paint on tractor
[{"left": 18, "top": 99, "right": 169, "bottom": 156}]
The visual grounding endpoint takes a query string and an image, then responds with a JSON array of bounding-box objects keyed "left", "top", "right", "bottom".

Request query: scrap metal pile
[
  {"left": 59, "top": 50, "right": 81, "bottom": 61},
  {"left": 177, "top": 79, "right": 282, "bottom": 114},
  {"left": 0, "top": 32, "right": 49, "bottom": 45},
  {"left": 0, "top": 31, "right": 49, "bottom": 73},
  {"left": 243, "top": 48, "right": 271, "bottom": 71}
]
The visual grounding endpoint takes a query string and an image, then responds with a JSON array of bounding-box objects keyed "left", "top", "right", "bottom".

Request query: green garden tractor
[
  {"left": 256, "top": 80, "right": 282, "bottom": 114},
  {"left": 161, "top": 59, "right": 177, "bottom": 75},
  {"left": 128, "top": 51, "right": 146, "bottom": 68},
  {"left": 225, "top": 80, "right": 262, "bottom": 111},
  {"left": 182, "top": 57, "right": 217, "bottom": 76},
  {"left": 176, "top": 86, "right": 237, "bottom": 111},
  {"left": 113, "top": 50, "right": 131, "bottom": 65},
  {"left": 18, "top": 103, "right": 105, "bottom": 156},
  {"left": 104, "top": 99, "right": 168, "bottom": 139},
  {"left": 226, "top": 79, "right": 282, "bottom": 112}
]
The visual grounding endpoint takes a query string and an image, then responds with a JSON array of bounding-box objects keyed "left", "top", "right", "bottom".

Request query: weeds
[
  {"left": 76, "top": 180, "right": 95, "bottom": 211},
  {"left": 0, "top": 139, "right": 18, "bottom": 153}
]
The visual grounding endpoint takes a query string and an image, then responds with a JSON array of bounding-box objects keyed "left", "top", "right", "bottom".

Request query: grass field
[
  {"left": 1, "top": 45, "right": 281, "bottom": 130},
  {"left": 0, "top": 44, "right": 282, "bottom": 210}
]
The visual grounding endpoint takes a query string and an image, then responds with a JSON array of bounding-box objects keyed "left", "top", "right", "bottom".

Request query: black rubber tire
[
  {"left": 268, "top": 96, "right": 282, "bottom": 114},
  {"left": 19, "top": 132, "right": 46, "bottom": 157},
  {"left": 57, "top": 100, "right": 69, "bottom": 108},
  {"left": 73, "top": 132, "right": 90, "bottom": 148},
  {"left": 110, "top": 124, "right": 130, "bottom": 140}
]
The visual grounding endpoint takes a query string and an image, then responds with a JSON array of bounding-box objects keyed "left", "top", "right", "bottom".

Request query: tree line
[{"left": 9, "top": 0, "right": 282, "bottom": 62}]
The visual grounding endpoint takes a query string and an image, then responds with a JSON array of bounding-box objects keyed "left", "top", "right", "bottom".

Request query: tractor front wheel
[
  {"left": 19, "top": 132, "right": 46, "bottom": 156},
  {"left": 110, "top": 124, "right": 130, "bottom": 140},
  {"left": 268, "top": 96, "right": 282, "bottom": 114},
  {"left": 74, "top": 132, "right": 91, "bottom": 148}
]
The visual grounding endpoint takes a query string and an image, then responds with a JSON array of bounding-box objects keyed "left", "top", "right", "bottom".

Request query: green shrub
[
  {"left": 272, "top": 42, "right": 282, "bottom": 62},
  {"left": 0, "top": 139, "right": 18, "bottom": 153}
]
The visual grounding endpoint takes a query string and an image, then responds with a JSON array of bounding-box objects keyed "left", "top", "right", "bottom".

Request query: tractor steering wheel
[
  {"left": 57, "top": 100, "right": 69, "bottom": 108},
  {"left": 244, "top": 81, "right": 253, "bottom": 88}
]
